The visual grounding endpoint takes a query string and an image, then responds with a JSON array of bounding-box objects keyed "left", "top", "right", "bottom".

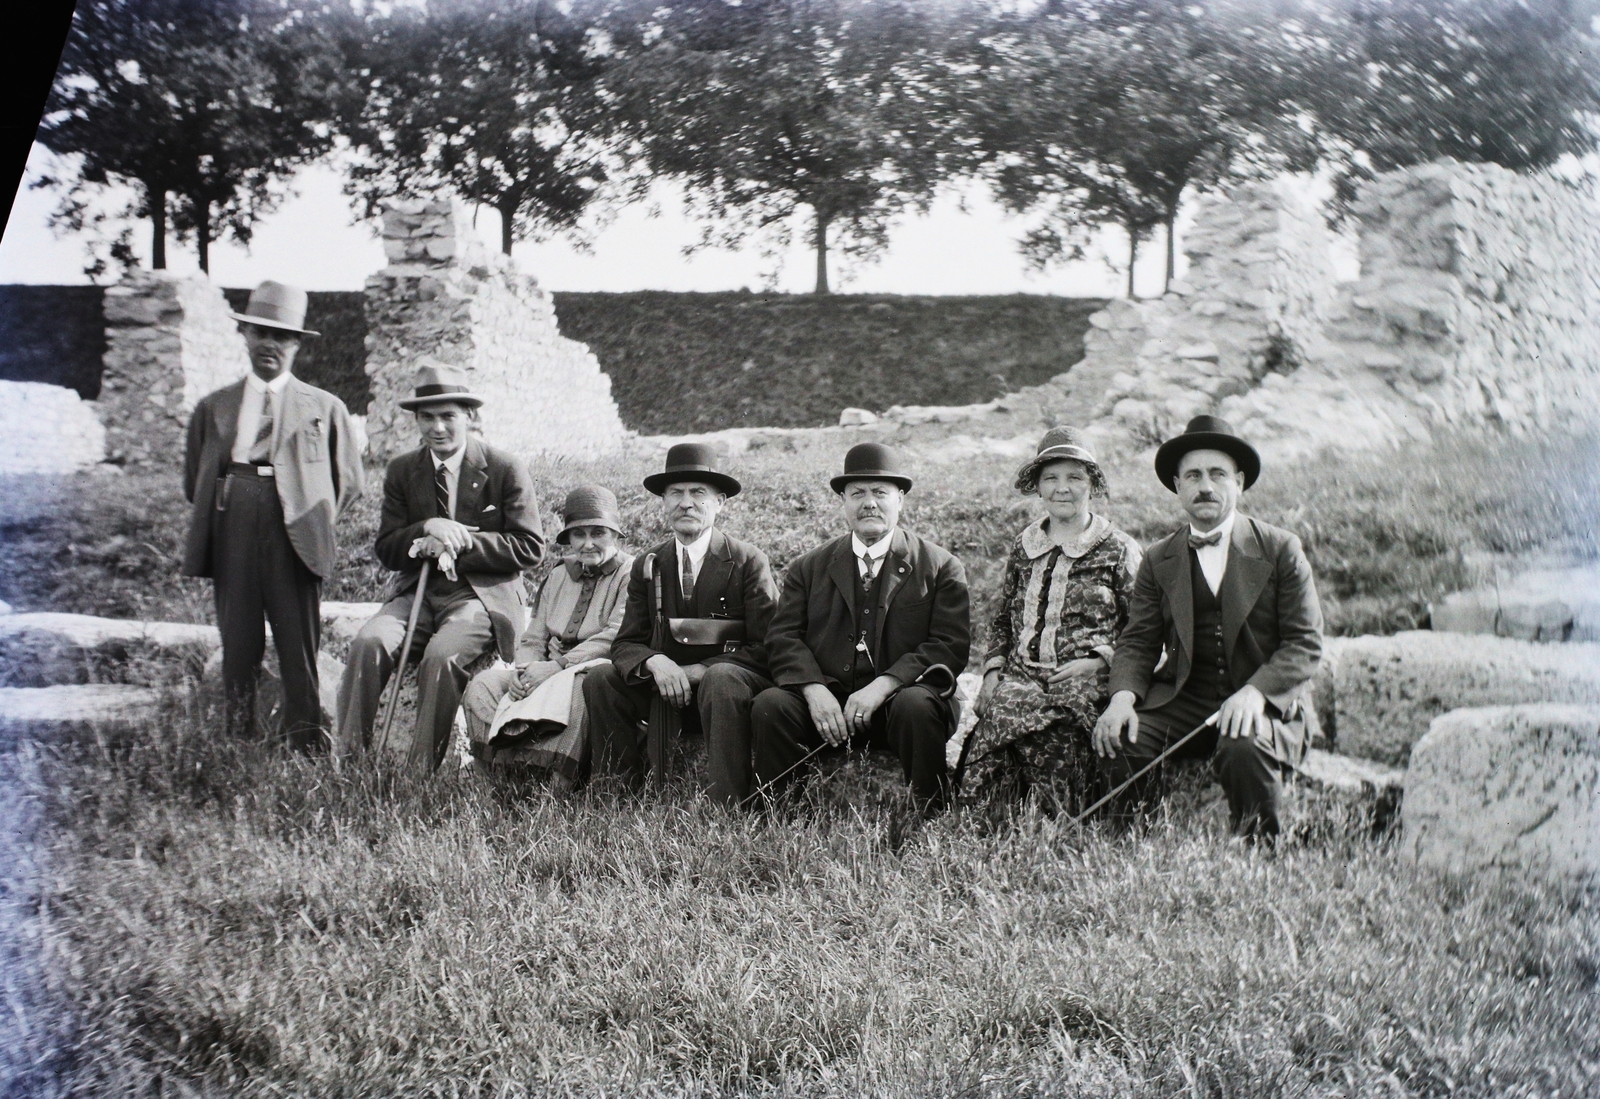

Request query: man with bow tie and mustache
[{"left": 1092, "top": 416, "right": 1323, "bottom": 841}]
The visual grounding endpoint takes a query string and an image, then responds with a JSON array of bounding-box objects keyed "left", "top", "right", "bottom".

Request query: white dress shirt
[
  {"left": 852, "top": 531, "right": 892, "bottom": 580},
  {"left": 431, "top": 445, "right": 466, "bottom": 520},
  {"left": 676, "top": 527, "right": 714, "bottom": 584},
  {"left": 230, "top": 371, "right": 292, "bottom": 464},
  {"left": 1189, "top": 510, "right": 1237, "bottom": 596}
]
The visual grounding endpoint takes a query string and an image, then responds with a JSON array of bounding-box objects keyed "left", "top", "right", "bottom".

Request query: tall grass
[{"left": 3, "top": 693, "right": 1596, "bottom": 1097}]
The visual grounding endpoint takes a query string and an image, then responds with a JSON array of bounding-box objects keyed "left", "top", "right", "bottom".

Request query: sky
[{"left": 0, "top": 143, "right": 1195, "bottom": 298}]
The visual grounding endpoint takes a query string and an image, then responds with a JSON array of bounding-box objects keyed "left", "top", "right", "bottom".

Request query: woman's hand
[
  {"left": 1046, "top": 656, "right": 1105, "bottom": 686},
  {"left": 973, "top": 669, "right": 1002, "bottom": 718},
  {"left": 508, "top": 661, "right": 561, "bottom": 700}
]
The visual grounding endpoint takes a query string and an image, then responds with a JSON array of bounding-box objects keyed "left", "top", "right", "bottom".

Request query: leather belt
[{"left": 227, "top": 462, "right": 274, "bottom": 477}]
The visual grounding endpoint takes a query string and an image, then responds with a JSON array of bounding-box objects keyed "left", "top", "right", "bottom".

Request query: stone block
[
  {"left": 838, "top": 407, "right": 879, "bottom": 427},
  {"left": 0, "top": 613, "right": 220, "bottom": 687},
  {"left": 0, "top": 382, "right": 107, "bottom": 473},
  {"left": 199, "top": 645, "right": 344, "bottom": 738},
  {"left": 1430, "top": 565, "right": 1600, "bottom": 643},
  {"left": 0, "top": 684, "right": 164, "bottom": 740},
  {"left": 1319, "top": 631, "right": 1600, "bottom": 764},
  {"left": 1403, "top": 704, "right": 1600, "bottom": 879}
]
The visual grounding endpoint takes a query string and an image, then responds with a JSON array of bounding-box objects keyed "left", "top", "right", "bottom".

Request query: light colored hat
[
  {"left": 229, "top": 280, "right": 319, "bottom": 336},
  {"left": 1014, "top": 426, "right": 1108, "bottom": 496},
  {"left": 557, "top": 485, "right": 624, "bottom": 544},
  {"left": 398, "top": 359, "right": 484, "bottom": 410}
]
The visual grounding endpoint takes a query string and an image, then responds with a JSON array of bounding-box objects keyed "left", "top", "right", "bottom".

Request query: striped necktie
[
  {"left": 434, "top": 462, "right": 452, "bottom": 520},
  {"left": 246, "top": 390, "right": 274, "bottom": 463}
]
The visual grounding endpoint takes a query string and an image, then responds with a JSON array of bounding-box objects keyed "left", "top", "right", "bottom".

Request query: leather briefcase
[{"left": 668, "top": 617, "right": 747, "bottom": 652}]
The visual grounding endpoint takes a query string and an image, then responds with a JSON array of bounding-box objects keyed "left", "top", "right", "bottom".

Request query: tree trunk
[
  {"left": 148, "top": 185, "right": 167, "bottom": 270},
  {"left": 500, "top": 201, "right": 515, "bottom": 255},
  {"left": 813, "top": 207, "right": 830, "bottom": 295},
  {"left": 196, "top": 202, "right": 211, "bottom": 274},
  {"left": 1126, "top": 225, "right": 1138, "bottom": 299},
  {"left": 1164, "top": 210, "right": 1177, "bottom": 294}
]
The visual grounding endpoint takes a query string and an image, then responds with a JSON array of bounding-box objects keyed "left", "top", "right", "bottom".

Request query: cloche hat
[
  {"left": 1014, "top": 426, "right": 1108, "bottom": 497},
  {"left": 556, "top": 485, "right": 624, "bottom": 544}
]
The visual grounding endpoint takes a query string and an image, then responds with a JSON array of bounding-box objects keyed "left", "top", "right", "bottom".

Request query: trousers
[
  {"left": 1099, "top": 687, "right": 1298, "bottom": 839},
  {"left": 751, "top": 683, "right": 951, "bottom": 810},
  {"left": 211, "top": 469, "right": 324, "bottom": 749},
  {"left": 336, "top": 583, "right": 495, "bottom": 772},
  {"left": 583, "top": 661, "right": 772, "bottom": 802}
]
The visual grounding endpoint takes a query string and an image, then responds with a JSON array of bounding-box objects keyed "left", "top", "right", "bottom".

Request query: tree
[
  {"left": 37, "top": 0, "right": 352, "bottom": 273},
  {"left": 605, "top": 0, "right": 963, "bottom": 294},
  {"left": 345, "top": 0, "right": 614, "bottom": 256},
  {"left": 1310, "top": 0, "right": 1600, "bottom": 210},
  {"left": 967, "top": 0, "right": 1318, "bottom": 296}
]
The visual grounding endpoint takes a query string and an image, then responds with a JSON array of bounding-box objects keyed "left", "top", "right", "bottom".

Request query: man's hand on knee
[
  {"left": 842, "top": 675, "right": 898, "bottom": 736},
  {"left": 802, "top": 683, "right": 849, "bottom": 747},
  {"left": 646, "top": 654, "right": 693, "bottom": 709},
  {"left": 1218, "top": 684, "right": 1270, "bottom": 742},
  {"left": 684, "top": 663, "right": 708, "bottom": 689},
  {"left": 1093, "top": 691, "right": 1140, "bottom": 757}
]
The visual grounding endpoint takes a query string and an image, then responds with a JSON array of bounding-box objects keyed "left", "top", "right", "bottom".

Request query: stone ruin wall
[
  {"left": 362, "top": 196, "right": 630, "bottom": 464},
  {"left": 1056, "top": 159, "right": 1600, "bottom": 468}
]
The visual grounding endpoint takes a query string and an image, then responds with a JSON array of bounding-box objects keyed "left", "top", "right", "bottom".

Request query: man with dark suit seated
[
  {"left": 583, "top": 443, "right": 779, "bottom": 802},
  {"left": 751, "top": 443, "right": 971, "bottom": 813},
  {"left": 183, "top": 281, "right": 365, "bottom": 749},
  {"left": 1093, "top": 415, "right": 1323, "bottom": 841},
  {"left": 336, "top": 362, "right": 544, "bottom": 772}
]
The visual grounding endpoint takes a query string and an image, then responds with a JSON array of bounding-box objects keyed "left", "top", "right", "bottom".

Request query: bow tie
[{"left": 1188, "top": 529, "right": 1224, "bottom": 550}]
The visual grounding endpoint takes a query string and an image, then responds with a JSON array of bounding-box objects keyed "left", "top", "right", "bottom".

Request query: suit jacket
[
  {"left": 373, "top": 437, "right": 545, "bottom": 662},
  {"left": 610, "top": 528, "right": 779, "bottom": 683},
  {"left": 767, "top": 528, "right": 971, "bottom": 693},
  {"left": 1109, "top": 514, "right": 1323, "bottom": 720},
  {"left": 183, "top": 375, "right": 364, "bottom": 580}
]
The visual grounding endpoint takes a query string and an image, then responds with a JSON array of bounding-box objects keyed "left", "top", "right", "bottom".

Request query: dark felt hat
[
  {"left": 556, "top": 484, "right": 624, "bottom": 544},
  {"left": 642, "top": 442, "right": 741, "bottom": 497},
  {"left": 830, "top": 442, "right": 913, "bottom": 494},
  {"left": 1153, "top": 415, "right": 1261, "bottom": 492},
  {"left": 1014, "top": 425, "right": 1107, "bottom": 496},
  {"left": 398, "top": 359, "right": 484, "bottom": 411},
  {"left": 229, "top": 280, "right": 320, "bottom": 336}
]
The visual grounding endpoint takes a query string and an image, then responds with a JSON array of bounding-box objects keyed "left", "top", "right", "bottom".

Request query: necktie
[
  {"left": 1188, "top": 529, "right": 1224, "bottom": 550},
  {"left": 860, "top": 554, "right": 880, "bottom": 582},
  {"left": 680, "top": 547, "right": 696, "bottom": 607},
  {"left": 247, "top": 390, "right": 274, "bottom": 463},
  {"left": 434, "top": 462, "right": 452, "bottom": 520}
]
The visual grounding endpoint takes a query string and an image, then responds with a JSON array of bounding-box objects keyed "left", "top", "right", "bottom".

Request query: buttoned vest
[
  {"left": 849, "top": 561, "right": 886, "bottom": 691},
  {"left": 1188, "top": 549, "right": 1231, "bottom": 701}
]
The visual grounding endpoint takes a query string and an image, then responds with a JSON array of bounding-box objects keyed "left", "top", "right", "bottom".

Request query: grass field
[{"left": 2, "top": 425, "right": 1598, "bottom": 1094}]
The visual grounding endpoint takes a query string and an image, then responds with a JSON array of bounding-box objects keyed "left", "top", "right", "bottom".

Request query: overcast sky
[{"left": 0, "top": 143, "right": 1198, "bottom": 297}]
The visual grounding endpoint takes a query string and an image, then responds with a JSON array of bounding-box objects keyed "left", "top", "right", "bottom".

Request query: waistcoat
[
  {"left": 1188, "top": 549, "right": 1231, "bottom": 701},
  {"left": 849, "top": 561, "right": 887, "bottom": 691}
]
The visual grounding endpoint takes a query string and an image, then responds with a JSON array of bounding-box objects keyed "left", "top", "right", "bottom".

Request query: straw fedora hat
[
  {"left": 398, "top": 359, "right": 485, "bottom": 411},
  {"left": 229, "top": 280, "right": 320, "bottom": 336}
]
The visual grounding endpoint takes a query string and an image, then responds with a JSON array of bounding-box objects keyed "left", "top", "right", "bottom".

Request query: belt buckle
[{"left": 256, "top": 465, "right": 274, "bottom": 477}]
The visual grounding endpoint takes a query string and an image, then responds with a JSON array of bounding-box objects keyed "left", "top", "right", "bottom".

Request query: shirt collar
[
  {"left": 246, "top": 371, "right": 293, "bottom": 396},
  {"left": 851, "top": 532, "right": 893, "bottom": 562},
  {"left": 677, "top": 527, "right": 714, "bottom": 566},
  {"left": 1190, "top": 509, "right": 1237, "bottom": 545},
  {"left": 430, "top": 446, "right": 467, "bottom": 476},
  {"left": 564, "top": 551, "right": 623, "bottom": 581}
]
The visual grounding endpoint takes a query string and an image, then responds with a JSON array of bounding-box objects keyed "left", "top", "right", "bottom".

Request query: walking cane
[
  {"left": 374, "top": 558, "right": 432, "bottom": 752},
  {"left": 740, "top": 739, "right": 834, "bottom": 809},
  {"left": 1067, "top": 710, "right": 1219, "bottom": 828}
]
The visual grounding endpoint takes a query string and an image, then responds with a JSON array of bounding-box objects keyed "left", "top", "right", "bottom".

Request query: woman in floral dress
[{"left": 963, "top": 427, "right": 1142, "bottom": 813}]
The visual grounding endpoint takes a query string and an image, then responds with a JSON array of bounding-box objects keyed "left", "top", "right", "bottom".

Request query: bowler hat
[
  {"left": 642, "top": 442, "right": 741, "bottom": 497},
  {"left": 1153, "top": 415, "right": 1261, "bottom": 492},
  {"left": 229, "top": 280, "right": 320, "bottom": 336},
  {"left": 830, "top": 442, "right": 913, "bottom": 494},
  {"left": 557, "top": 484, "right": 624, "bottom": 544},
  {"left": 398, "top": 359, "right": 484, "bottom": 410},
  {"left": 1014, "top": 425, "right": 1108, "bottom": 496}
]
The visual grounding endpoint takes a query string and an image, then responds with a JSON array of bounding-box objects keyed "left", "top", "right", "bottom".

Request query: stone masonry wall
[
  {"left": 0, "top": 381, "right": 107, "bottom": 473},
  {"left": 100, "top": 271, "right": 250, "bottom": 469},
  {"left": 363, "top": 196, "right": 629, "bottom": 463}
]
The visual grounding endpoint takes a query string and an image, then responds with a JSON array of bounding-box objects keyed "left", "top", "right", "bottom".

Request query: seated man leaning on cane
[
  {"left": 336, "top": 361, "right": 544, "bottom": 771},
  {"left": 750, "top": 443, "right": 971, "bottom": 814},
  {"left": 583, "top": 443, "right": 778, "bottom": 802},
  {"left": 1092, "top": 415, "right": 1322, "bottom": 842}
]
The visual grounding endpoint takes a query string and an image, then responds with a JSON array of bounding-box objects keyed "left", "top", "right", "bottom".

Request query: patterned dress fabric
[{"left": 963, "top": 513, "right": 1141, "bottom": 812}]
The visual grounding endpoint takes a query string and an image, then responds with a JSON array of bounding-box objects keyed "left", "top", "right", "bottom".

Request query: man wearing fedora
[
  {"left": 751, "top": 443, "right": 970, "bottom": 812},
  {"left": 1093, "top": 415, "right": 1323, "bottom": 841},
  {"left": 336, "top": 361, "right": 544, "bottom": 772},
  {"left": 183, "top": 280, "right": 365, "bottom": 748},
  {"left": 583, "top": 442, "right": 779, "bottom": 802}
]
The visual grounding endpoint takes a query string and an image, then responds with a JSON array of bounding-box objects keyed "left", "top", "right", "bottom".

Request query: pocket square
[{"left": 482, "top": 504, "right": 497, "bottom": 512}]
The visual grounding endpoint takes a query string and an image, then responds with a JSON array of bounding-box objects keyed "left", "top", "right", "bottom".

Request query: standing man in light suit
[{"left": 183, "top": 281, "right": 365, "bottom": 748}]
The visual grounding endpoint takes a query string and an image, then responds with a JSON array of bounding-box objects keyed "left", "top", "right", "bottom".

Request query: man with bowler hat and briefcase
[
  {"left": 336, "top": 361, "right": 545, "bottom": 772},
  {"left": 1092, "top": 415, "right": 1323, "bottom": 841},
  {"left": 183, "top": 280, "right": 365, "bottom": 749},
  {"left": 583, "top": 442, "right": 779, "bottom": 802},
  {"left": 751, "top": 443, "right": 970, "bottom": 813}
]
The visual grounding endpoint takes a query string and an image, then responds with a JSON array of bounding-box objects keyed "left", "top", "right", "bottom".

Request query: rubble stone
[{"left": 0, "top": 381, "right": 106, "bottom": 473}]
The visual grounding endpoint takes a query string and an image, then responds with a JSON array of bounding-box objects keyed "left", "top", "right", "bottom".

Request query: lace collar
[{"left": 1020, "top": 512, "right": 1111, "bottom": 560}]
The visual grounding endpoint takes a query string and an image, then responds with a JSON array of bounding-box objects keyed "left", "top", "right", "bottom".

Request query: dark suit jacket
[
  {"left": 183, "top": 375, "right": 364, "bottom": 580},
  {"left": 1109, "top": 514, "right": 1322, "bottom": 721},
  {"left": 373, "top": 437, "right": 545, "bottom": 662},
  {"left": 767, "top": 529, "right": 971, "bottom": 693},
  {"left": 610, "top": 528, "right": 779, "bottom": 684}
]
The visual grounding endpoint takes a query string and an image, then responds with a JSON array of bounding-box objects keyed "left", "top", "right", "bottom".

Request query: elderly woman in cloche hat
[
  {"left": 462, "top": 484, "right": 635, "bottom": 785},
  {"left": 962, "top": 427, "right": 1143, "bottom": 813}
]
